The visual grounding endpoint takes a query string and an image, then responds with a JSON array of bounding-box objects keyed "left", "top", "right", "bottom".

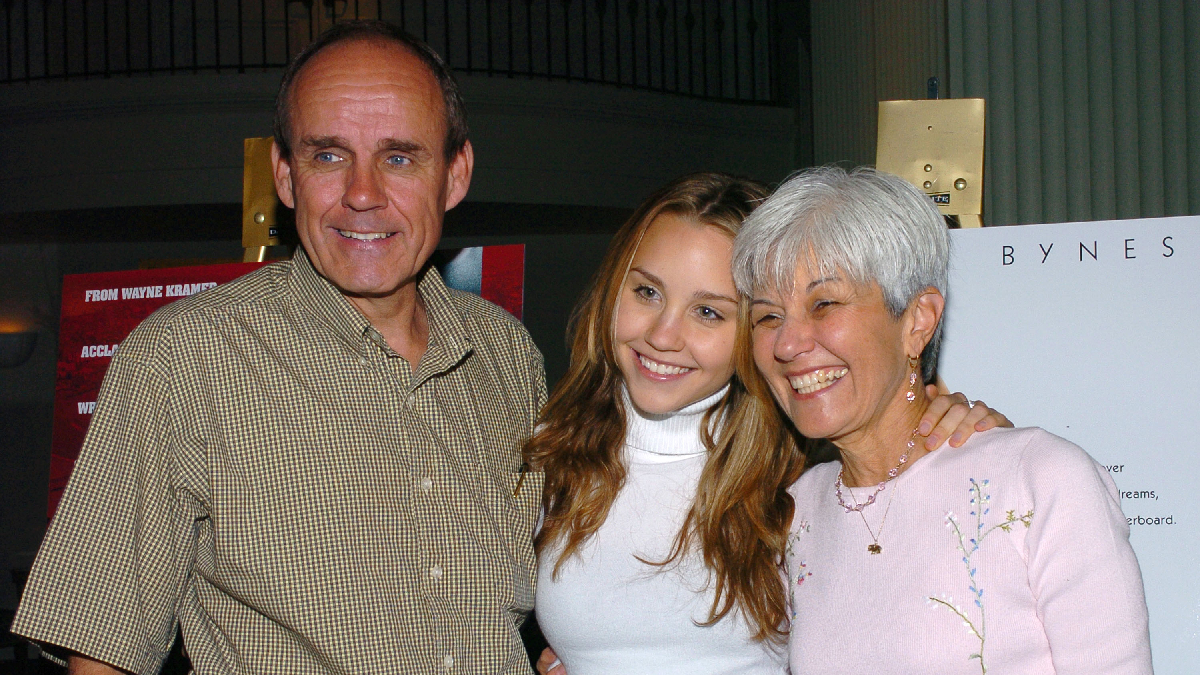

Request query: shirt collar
[
  {"left": 415, "top": 264, "right": 474, "bottom": 375},
  {"left": 287, "top": 248, "right": 372, "bottom": 351},
  {"left": 287, "top": 247, "right": 473, "bottom": 368}
]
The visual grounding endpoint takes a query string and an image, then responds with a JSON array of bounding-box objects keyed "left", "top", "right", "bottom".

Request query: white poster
[{"left": 939, "top": 217, "right": 1198, "bottom": 673}]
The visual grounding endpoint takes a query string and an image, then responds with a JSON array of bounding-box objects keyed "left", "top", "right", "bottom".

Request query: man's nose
[
  {"left": 342, "top": 161, "right": 387, "bottom": 211},
  {"left": 772, "top": 316, "right": 815, "bottom": 362},
  {"left": 644, "top": 310, "right": 685, "bottom": 352}
]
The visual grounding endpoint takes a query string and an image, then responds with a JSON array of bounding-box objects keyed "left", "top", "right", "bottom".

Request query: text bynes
[{"left": 1002, "top": 236, "right": 1175, "bottom": 265}]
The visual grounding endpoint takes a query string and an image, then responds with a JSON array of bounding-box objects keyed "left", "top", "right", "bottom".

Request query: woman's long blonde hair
[{"left": 524, "top": 172, "right": 807, "bottom": 643}]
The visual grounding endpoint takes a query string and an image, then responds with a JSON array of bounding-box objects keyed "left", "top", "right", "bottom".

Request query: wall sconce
[{"left": 0, "top": 324, "right": 38, "bottom": 368}]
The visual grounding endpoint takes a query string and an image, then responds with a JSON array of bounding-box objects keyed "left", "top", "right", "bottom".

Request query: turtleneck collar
[{"left": 623, "top": 385, "right": 730, "bottom": 464}]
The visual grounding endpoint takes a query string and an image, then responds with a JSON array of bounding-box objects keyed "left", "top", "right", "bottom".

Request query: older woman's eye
[
  {"left": 812, "top": 299, "right": 838, "bottom": 313},
  {"left": 753, "top": 312, "right": 782, "bottom": 328}
]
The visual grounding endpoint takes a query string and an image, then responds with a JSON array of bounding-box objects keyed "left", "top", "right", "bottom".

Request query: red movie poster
[
  {"left": 482, "top": 244, "right": 525, "bottom": 320},
  {"left": 49, "top": 263, "right": 268, "bottom": 520},
  {"left": 48, "top": 247, "right": 525, "bottom": 520}
]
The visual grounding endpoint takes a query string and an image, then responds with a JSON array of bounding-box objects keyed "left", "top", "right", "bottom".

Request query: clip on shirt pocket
[{"left": 513, "top": 463, "right": 538, "bottom": 497}]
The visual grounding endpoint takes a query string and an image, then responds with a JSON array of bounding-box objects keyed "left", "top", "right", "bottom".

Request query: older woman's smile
[{"left": 788, "top": 368, "right": 848, "bottom": 395}]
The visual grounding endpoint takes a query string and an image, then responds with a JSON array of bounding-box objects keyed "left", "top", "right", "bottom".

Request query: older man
[{"left": 13, "top": 21, "right": 545, "bottom": 675}]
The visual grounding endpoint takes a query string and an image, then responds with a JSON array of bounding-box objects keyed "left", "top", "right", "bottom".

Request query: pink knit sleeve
[{"left": 1018, "top": 430, "right": 1153, "bottom": 674}]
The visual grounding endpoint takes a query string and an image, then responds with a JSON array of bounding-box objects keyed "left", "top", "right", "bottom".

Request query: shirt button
[
  {"left": 430, "top": 564, "right": 443, "bottom": 580},
  {"left": 442, "top": 654, "right": 455, "bottom": 669},
  {"left": 420, "top": 477, "right": 433, "bottom": 492},
  {"left": 359, "top": 356, "right": 369, "bottom": 366}
]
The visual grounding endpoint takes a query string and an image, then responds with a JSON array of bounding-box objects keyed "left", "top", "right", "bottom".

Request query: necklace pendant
[{"left": 867, "top": 543, "right": 882, "bottom": 554}]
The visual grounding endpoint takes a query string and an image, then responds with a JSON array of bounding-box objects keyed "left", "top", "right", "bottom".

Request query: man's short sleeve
[
  {"left": 525, "top": 331, "right": 547, "bottom": 424},
  {"left": 12, "top": 325, "right": 204, "bottom": 675}
]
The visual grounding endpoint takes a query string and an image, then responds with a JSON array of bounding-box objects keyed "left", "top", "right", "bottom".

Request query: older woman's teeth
[
  {"left": 338, "top": 230, "right": 394, "bottom": 240},
  {"left": 788, "top": 368, "right": 847, "bottom": 394},
  {"left": 638, "top": 354, "right": 692, "bottom": 375}
]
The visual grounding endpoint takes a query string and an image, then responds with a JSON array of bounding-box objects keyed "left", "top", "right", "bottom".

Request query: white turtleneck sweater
[{"left": 535, "top": 387, "right": 788, "bottom": 675}]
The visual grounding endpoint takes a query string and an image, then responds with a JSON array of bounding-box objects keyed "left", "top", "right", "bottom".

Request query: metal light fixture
[{"left": 0, "top": 330, "right": 37, "bottom": 367}]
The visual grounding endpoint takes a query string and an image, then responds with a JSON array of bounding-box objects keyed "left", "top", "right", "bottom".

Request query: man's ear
[
  {"left": 906, "top": 287, "right": 946, "bottom": 357},
  {"left": 444, "top": 140, "right": 474, "bottom": 211},
  {"left": 271, "top": 139, "right": 295, "bottom": 209}
]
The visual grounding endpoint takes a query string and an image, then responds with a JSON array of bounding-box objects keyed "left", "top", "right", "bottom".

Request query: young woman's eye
[
  {"left": 633, "top": 285, "right": 659, "bottom": 301},
  {"left": 696, "top": 305, "right": 725, "bottom": 322}
]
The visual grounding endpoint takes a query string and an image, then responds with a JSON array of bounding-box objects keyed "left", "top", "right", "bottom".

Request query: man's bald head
[{"left": 273, "top": 20, "right": 469, "bottom": 162}]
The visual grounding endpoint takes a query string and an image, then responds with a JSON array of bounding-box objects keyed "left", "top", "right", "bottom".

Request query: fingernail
[
  {"left": 950, "top": 433, "right": 962, "bottom": 446},
  {"left": 925, "top": 434, "right": 940, "bottom": 449},
  {"left": 919, "top": 421, "right": 932, "bottom": 435}
]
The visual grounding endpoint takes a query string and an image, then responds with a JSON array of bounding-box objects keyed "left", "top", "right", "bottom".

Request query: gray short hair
[{"left": 732, "top": 166, "right": 950, "bottom": 382}]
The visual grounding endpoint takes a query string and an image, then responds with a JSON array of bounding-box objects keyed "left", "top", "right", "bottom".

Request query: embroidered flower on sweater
[
  {"left": 786, "top": 523, "right": 813, "bottom": 618},
  {"left": 928, "top": 478, "right": 1033, "bottom": 675},
  {"left": 792, "top": 560, "right": 811, "bottom": 588}
]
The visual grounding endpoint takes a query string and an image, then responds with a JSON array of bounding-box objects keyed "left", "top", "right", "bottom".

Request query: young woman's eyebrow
[
  {"left": 628, "top": 267, "right": 663, "bottom": 287},
  {"left": 693, "top": 290, "right": 738, "bottom": 304}
]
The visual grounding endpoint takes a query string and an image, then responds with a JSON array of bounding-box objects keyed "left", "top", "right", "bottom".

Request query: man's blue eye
[
  {"left": 315, "top": 152, "right": 339, "bottom": 163},
  {"left": 386, "top": 155, "right": 412, "bottom": 166}
]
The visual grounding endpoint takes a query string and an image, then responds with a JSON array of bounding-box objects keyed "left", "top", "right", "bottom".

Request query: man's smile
[{"left": 336, "top": 229, "right": 396, "bottom": 241}]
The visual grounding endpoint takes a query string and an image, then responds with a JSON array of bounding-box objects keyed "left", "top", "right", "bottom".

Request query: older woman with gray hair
[{"left": 734, "top": 167, "right": 1152, "bottom": 674}]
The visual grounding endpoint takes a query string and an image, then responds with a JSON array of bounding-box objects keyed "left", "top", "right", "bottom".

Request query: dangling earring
[{"left": 906, "top": 357, "right": 920, "bottom": 403}]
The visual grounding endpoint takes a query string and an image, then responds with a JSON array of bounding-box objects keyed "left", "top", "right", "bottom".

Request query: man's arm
[
  {"left": 69, "top": 655, "right": 129, "bottom": 674},
  {"left": 13, "top": 324, "right": 200, "bottom": 673}
]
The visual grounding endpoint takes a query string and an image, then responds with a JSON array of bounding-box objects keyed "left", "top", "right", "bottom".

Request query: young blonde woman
[{"left": 527, "top": 173, "right": 1006, "bottom": 674}]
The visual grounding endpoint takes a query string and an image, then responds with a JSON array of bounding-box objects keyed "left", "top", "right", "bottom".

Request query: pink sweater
[{"left": 786, "top": 427, "right": 1152, "bottom": 674}]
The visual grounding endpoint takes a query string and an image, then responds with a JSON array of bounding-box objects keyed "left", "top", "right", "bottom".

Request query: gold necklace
[
  {"left": 839, "top": 426, "right": 918, "bottom": 554},
  {"left": 847, "top": 479, "right": 899, "bottom": 554}
]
